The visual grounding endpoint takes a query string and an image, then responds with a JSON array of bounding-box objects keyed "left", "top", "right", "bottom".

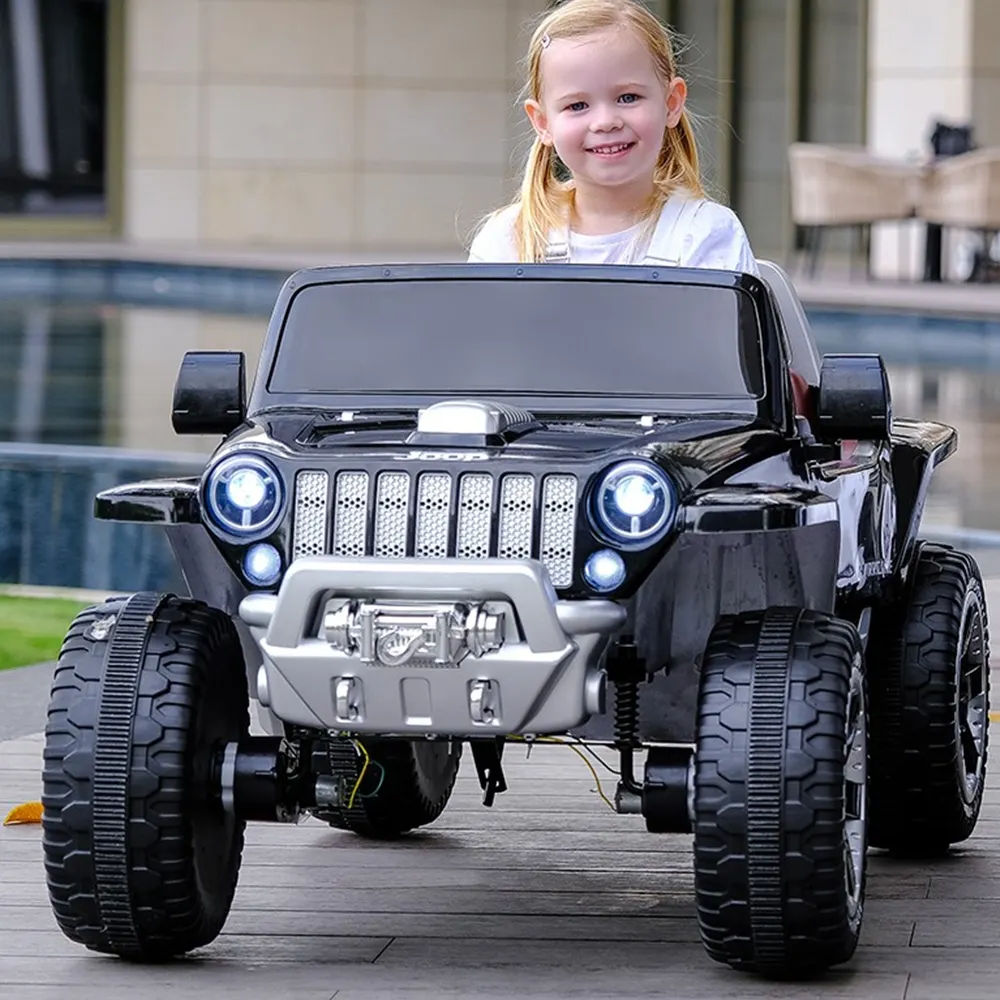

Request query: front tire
[
  {"left": 867, "top": 542, "right": 991, "bottom": 854},
  {"left": 693, "top": 607, "right": 868, "bottom": 977},
  {"left": 41, "top": 594, "right": 249, "bottom": 960}
]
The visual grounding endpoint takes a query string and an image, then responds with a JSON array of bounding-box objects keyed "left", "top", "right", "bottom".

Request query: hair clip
[{"left": 541, "top": 32, "right": 551, "bottom": 48}]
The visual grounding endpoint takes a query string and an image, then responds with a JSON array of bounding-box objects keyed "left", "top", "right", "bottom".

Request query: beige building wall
[
  {"left": 122, "top": 0, "right": 548, "bottom": 259},
  {"left": 867, "top": 0, "right": 1000, "bottom": 279}
]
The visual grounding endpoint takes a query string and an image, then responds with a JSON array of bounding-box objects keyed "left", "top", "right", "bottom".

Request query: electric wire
[
  {"left": 346, "top": 739, "right": 371, "bottom": 809},
  {"left": 347, "top": 735, "right": 621, "bottom": 814},
  {"left": 566, "top": 734, "right": 622, "bottom": 776},
  {"left": 360, "top": 759, "right": 386, "bottom": 799},
  {"left": 509, "top": 735, "right": 618, "bottom": 812}
]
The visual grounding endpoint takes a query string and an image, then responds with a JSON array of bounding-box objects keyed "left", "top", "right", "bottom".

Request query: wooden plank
[
  {"left": 0, "top": 955, "right": 909, "bottom": 1000},
  {"left": 0, "top": 901, "right": 918, "bottom": 949}
]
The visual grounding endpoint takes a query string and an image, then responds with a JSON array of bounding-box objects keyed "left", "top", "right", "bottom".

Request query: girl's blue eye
[
  {"left": 568, "top": 101, "right": 587, "bottom": 112},
  {"left": 619, "top": 93, "right": 640, "bottom": 104}
]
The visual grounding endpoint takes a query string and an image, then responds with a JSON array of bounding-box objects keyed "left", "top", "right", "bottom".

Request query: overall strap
[
  {"left": 544, "top": 225, "right": 571, "bottom": 263},
  {"left": 640, "top": 196, "right": 703, "bottom": 266}
]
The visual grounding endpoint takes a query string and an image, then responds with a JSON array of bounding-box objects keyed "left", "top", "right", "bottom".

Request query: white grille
[
  {"left": 415, "top": 473, "right": 451, "bottom": 558},
  {"left": 497, "top": 474, "right": 535, "bottom": 559},
  {"left": 332, "top": 471, "right": 369, "bottom": 557},
  {"left": 293, "top": 467, "right": 579, "bottom": 586},
  {"left": 540, "top": 475, "right": 577, "bottom": 587},
  {"left": 373, "top": 471, "right": 410, "bottom": 558},
  {"left": 456, "top": 474, "right": 493, "bottom": 559},
  {"left": 292, "top": 470, "right": 329, "bottom": 559}
]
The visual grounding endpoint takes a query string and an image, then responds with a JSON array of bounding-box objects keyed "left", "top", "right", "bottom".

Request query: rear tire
[
  {"left": 867, "top": 543, "right": 990, "bottom": 854},
  {"left": 41, "top": 594, "right": 249, "bottom": 960},
  {"left": 317, "top": 737, "right": 462, "bottom": 839},
  {"left": 693, "top": 607, "right": 868, "bottom": 977}
]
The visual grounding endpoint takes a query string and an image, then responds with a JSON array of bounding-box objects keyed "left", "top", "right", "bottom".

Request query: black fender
[
  {"left": 889, "top": 418, "right": 958, "bottom": 579},
  {"left": 95, "top": 478, "right": 201, "bottom": 524}
]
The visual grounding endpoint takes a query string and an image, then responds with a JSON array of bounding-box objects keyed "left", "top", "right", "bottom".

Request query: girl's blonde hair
[{"left": 503, "top": 0, "right": 704, "bottom": 263}]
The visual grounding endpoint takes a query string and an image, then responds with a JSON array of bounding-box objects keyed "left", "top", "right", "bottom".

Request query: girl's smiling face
[{"left": 525, "top": 26, "right": 686, "bottom": 202}]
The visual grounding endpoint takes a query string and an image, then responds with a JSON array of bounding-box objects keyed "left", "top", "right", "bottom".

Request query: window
[
  {"left": 0, "top": 0, "right": 121, "bottom": 232},
  {"left": 269, "top": 277, "right": 765, "bottom": 404}
]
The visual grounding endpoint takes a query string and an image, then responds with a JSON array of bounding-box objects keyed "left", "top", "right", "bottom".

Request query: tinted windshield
[{"left": 268, "top": 278, "right": 764, "bottom": 400}]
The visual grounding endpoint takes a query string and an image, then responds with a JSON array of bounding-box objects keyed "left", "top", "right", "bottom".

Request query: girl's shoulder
[
  {"left": 655, "top": 193, "right": 759, "bottom": 274},
  {"left": 659, "top": 192, "right": 747, "bottom": 234},
  {"left": 467, "top": 204, "right": 520, "bottom": 262}
]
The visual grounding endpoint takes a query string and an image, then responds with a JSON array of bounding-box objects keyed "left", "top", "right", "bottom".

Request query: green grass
[{"left": 0, "top": 596, "right": 89, "bottom": 671}]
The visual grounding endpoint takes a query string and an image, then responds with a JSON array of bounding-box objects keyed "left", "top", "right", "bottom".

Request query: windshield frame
[{"left": 247, "top": 263, "right": 790, "bottom": 427}]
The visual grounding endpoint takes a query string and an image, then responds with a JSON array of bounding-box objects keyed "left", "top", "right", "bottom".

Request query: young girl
[
  {"left": 466, "top": 0, "right": 824, "bottom": 418},
  {"left": 468, "top": 0, "right": 759, "bottom": 274}
]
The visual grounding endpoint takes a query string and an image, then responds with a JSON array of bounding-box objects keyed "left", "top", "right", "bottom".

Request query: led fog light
[
  {"left": 583, "top": 549, "right": 626, "bottom": 592},
  {"left": 244, "top": 543, "right": 282, "bottom": 587}
]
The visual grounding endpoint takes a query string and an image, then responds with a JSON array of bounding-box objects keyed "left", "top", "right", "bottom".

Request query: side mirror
[
  {"left": 815, "top": 354, "right": 892, "bottom": 442},
  {"left": 171, "top": 351, "right": 247, "bottom": 435}
]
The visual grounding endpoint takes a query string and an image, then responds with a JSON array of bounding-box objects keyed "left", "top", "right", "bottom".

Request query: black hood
[{"left": 224, "top": 409, "right": 791, "bottom": 495}]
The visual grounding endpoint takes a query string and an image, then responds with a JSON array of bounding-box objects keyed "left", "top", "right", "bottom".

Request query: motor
[{"left": 213, "top": 736, "right": 315, "bottom": 823}]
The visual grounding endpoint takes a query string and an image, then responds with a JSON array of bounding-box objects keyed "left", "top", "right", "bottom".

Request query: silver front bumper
[{"left": 238, "top": 556, "right": 625, "bottom": 736}]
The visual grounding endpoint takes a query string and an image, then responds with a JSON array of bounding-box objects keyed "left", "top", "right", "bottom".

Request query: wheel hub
[
  {"left": 843, "top": 655, "right": 867, "bottom": 924},
  {"left": 957, "top": 591, "right": 988, "bottom": 805}
]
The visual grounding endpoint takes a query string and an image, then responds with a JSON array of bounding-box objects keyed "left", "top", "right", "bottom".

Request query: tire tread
[
  {"left": 41, "top": 595, "right": 249, "bottom": 960},
  {"left": 867, "top": 543, "right": 991, "bottom": 852},
  {"left": 694, "top": 608, "right": 865, "bottom": 976}
]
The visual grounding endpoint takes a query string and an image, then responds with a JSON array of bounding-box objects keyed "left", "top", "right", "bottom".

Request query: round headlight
[
  {"left": 591, "top": 460, "right": 675, "bottom": 548},
  {"left": 205, "top": 454, "right": 283, "bottom": 536},
  {"left": 614, "top": 475, "right": 656, "bottom": 517},
  {"left": 227, "top": 468, "right": 268, "bottom": 510}
]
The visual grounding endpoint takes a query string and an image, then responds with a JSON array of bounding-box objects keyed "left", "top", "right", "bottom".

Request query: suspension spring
[
  {"left": 607, "top": 636, "right": 646, "bottom": 799},
  {"left": 614, "top": 677, "right": 640, "bottom": 749}
]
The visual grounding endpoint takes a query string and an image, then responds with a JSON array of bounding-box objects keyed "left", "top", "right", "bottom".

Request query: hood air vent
[{"left": 408, "top": 399, "right": 541, "bottom": 446}]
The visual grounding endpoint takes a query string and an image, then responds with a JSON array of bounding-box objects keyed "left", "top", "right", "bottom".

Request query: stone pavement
[
  {"left": 1, "top": 588, "right": 998, "bottom": 1000},
  {"left": 0, "top": 660, "right": 57, "bottom": 740}
]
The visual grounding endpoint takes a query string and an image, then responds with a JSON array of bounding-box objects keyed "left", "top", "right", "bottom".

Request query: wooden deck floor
[{"left": 2, "top": 617, "right": 998, "bottom": 999}]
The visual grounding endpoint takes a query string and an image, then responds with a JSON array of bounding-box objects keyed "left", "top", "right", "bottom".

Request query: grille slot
[
  {"left": 373, "top": 471, "right": 410, "bottom": 558},
  {"left": 539, "top": 475, "right": 578, "bottom": 587},
  {"left": 456, "top": 474, "right": 493, "bottom": 559},
  {"left": 295, "top": 468, "right": 579, "bottom": 586},
  {"left": 498, "top": 474, "right": 535, "bottom": 559},
  {"left": 292, "top": 470, "right": 329, "bottom": 559},
  {"left": 415, "top": 473, "right": 451, "bottom": 558},
  {"left": 332, "top": 471, "right": 369, "bottom": 556}
]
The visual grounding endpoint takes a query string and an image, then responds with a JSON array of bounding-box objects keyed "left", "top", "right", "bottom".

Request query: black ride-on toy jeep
[{"left": 41, "top": 260, "right": 990, "bottom": 977}]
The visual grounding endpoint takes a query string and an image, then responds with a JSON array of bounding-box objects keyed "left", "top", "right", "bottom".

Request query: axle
[
  {"left": 210, "top": 732, "right": 694, "bottom": 833},
  {"left": 214, "top": 736, "right": 315, "bottom": 823}
]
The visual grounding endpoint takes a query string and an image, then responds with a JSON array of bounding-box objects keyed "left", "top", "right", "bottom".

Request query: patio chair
[
  {"left": 918, "top": 147, "right": 1000, "bottom": 281},
  {"left": 787, "top": 142, "right": 923, "bottom": 278}
]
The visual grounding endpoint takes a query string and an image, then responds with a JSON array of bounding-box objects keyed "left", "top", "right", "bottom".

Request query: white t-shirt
[{"left": 467, "top": 196, "right": 760, "bottom": 275}]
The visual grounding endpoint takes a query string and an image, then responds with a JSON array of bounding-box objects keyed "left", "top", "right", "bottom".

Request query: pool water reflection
[
  {"left": 0, "top": 301, "right": 267, "bottom": 454},
  {"left": 1, "top": 296, "right": 999, "bottom": 538}
]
